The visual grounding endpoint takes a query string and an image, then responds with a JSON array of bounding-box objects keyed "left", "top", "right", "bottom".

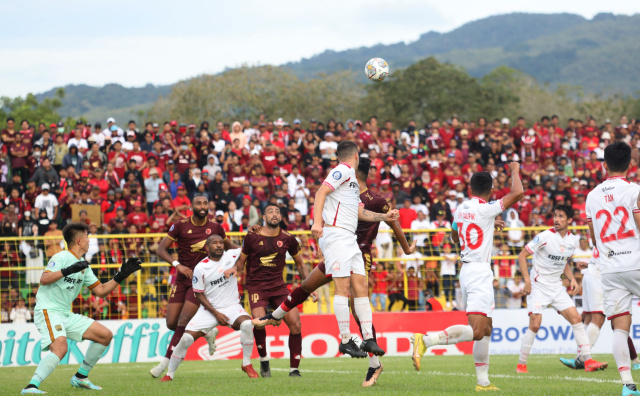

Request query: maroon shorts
[
  {"left": 246, "top": 286, "right": 289, "bottom": 312},
  {"left": 168, "top": 281, "right": 200, "bottom": 306},
  {"left": 317, "top": 250, "right": 373, "bottom": 277}
]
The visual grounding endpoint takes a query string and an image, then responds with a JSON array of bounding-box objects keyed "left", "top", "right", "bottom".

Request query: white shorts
[
  {"left": 581, "top": 272, "right": 604, "bottom": 315},
  {"left": 460, "top": 263, "right": 494, "bottom": 318},
  {"left": 601, "top": 270, "right": 640, "bottom": 320},
  {"left": 319, "top": 226, "right": 365, "bottom": 278},
  {"left": 526, "top": 283, "right": 575, "bottom": 315},
  {"left": 186, "top": 304, "right": 249, "bottom": 333}
]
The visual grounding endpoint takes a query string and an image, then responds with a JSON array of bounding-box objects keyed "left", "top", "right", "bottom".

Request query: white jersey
[
  {"left": 525, "top": 228, "right": 579, "bottom": 288},
  {"left": 454, "top": 196, "right": 505, "bottom": 264},
  {"left": 321, "top": 163, "right": 361, "bottom": 233},
  {"left": 192, "top": 248, "right": 242, "bottom": 309},
  {"left": 585, "top": 176, "right": 640, "bottom": 274}
]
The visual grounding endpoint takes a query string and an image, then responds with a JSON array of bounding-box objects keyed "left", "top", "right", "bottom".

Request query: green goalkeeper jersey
[{"left": 35, "top": 250, "right": 100, "bottom": 313}]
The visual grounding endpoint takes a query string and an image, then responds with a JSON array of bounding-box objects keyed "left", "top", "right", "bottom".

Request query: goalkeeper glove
[
  {"left": 61, "top": 260, "right": 89, "bottom": 277},
  {"left": 113, "top": 257, "right": 143, "bottom": 283}
]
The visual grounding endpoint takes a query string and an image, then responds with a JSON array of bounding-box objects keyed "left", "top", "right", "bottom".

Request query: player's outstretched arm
[
  {"left": 40, "top": 260, "right": 89, "bottom": 285},
  {"left": 388, "top": 219, "right": 417, "bottom": 254},
  {"left": 224, "top": 253, "right": 247, "bottom": 278},
  {"left": 502, "top": 161, "right": 524, "bottom": 210},
  {"left": 91, "top": 258, "right": 143, "bottom": 298},
  {"left": 311, "top": 185, "right": 331, "bottom": 239},
  {"left": 358, "top": 207, "right": 399, "bottom": 223},
  {"left": 195, "top": 292, "right": 230, "bottom": 326},
  {"left": 518, "top": 248, "right": 532, "bottom": 295}
]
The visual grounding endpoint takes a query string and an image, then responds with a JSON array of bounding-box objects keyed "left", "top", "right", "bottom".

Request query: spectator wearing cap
[
  {"left": 143, "top": 168, "right": 161, "bottom": 214},
  {"left": 34, "top": 183, "right": 58, "bottom": 220},
  {"left": 30, "top": 156, "right": 59, "bottom": 189},
  {"left": 88, "top": 184, "right": 105, "bottom": 205},
  {"left": 127, "top": 201, "right": 148, "bottom": 233}
]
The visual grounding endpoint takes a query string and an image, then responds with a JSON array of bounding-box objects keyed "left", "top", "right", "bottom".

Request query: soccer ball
[{"left": 365, "top": 58, "right": 389, "bottom": 82}]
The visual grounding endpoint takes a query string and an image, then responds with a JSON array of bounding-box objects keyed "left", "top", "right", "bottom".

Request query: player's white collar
[{"left": 471, "top": 196, "right": 487, "bottom": 204}]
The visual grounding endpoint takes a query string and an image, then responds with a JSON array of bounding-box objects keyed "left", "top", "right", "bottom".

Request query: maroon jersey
[
  {"left": 167, "top": 217, "right": 227, "bottom": 284},
  {"left": 242, "top": 229, "right": 301, "bottom": 291},
  {"left": 356, "top": 188, "right": 390, "bottom": 252}
]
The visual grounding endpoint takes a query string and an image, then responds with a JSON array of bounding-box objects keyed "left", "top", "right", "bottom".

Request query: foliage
[{"left": 0, "top": 88, "right": 64, "bottom": 126}]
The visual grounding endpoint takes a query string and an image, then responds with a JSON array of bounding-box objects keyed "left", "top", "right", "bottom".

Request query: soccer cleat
[
  {"left": 21, "top": 389, "right": 47, "bottom": 394},
  {"left": 362, "top": 364, "right": 383, "bottom": 387},
  {"left": 516, "top": 364, "right": 528, "bottom": 373},
  {"left": 475, "top": 383, "right": 500, "bottom": 392},
  {"left": 149, "top": 362, "right": 167, "bottom": 378},
  {"left": 584, "top": 358, "right": 608, "bottom": 372},
  {"left": 559, "top": 357, "right": 577, "bottom": 369},
  {"left": 252, "top": 313, "right": 282, "bottom": 329},
  {"left": 633, "top": 363, "right": 640, "bottom": 370},
  {"left": 159, "top": 375, "right": 172, "bottom": 382},
  {"left": 289, "top": 369, "right": 302, "bottom": 377},
  {"left": 70, "top": 376, "right": 102, "bottom": 390},
  {"left": 260, "top": 360, "right": 271, "bottom": 378},
  {"left": 242, "top": 364, "right": 259, "bottom": 378},
  {"left": 411, "top": 333, "right": 427, "bottom": 371},
  {"left": 339, "top": 338, "right": 367, "bottom": 358},
  {"left": 360, "top": 339, "right": 385, "bottom": 356},
  {"left": 205, "top": 328, "right": 219, "bottom": 355},
  {"left": 623, "top": 384, "right": 640, "bottom": 396}
]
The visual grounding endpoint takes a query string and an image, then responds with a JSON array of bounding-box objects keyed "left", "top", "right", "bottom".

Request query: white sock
[
  {"left": 614, "top": 329, "right": 634, "bottom": 384},
  {"left": 240, "top": 321, "right": 253, "bottom": 366},
  {"left": 369, "top": 354, "right": 380, "bottom": 368},
  {"left": 167, "top": 333, "right": 194, "bottom": 378},
  {"left": 474, "top": 336, "right": 491, "bottom": 387},
  {"left": 572, "top": 323, "right": 591, "bottom": 361},
  {"left": 354, "top": 297, "right": 374, "bottom": 340},
  {"left": 334, "top": 295, "right": 351, "bottom": 343},
  {"left": 272, "top": 306, "right": 286, "bottom": 320},
  {"left": 519, "top": 329, "right": 536, "bottom": 365},
  {"left": 157, "top": 356, "right": 169, "bottom": 370},
  {"left": 586, "top": 323, "right": 601, "bottom": 348},
  {"left": 422, "top": 325, "right": 473, "bottom": 347}
]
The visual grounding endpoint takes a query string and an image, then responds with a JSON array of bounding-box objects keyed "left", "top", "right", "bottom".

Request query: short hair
[
  {"left": 357, "top": 156, "right": 371, "bottom": 180},
  {"left": 62, "top": 223, "right": 89, "bottom": 247},
  {"left": 604, "top": 142, "right": 631, "bottom": 173},
  {"left": 264, "top": 203, "right": 280, "bottom": 213},
  {"left": 206, "top": 233, "right": 223, "bottom": 246},
  {"left": 6, "top": 117, "right": 14, "bottom": 123},
  {"left": 337, "top": 140, "right": 358, "bottom": 161},
  {"left": 554, "top": 204, "right": 573, "bottom": 220},
  {"left": 470, "top": 172, "right": 493, "bottom": 197},
  {"left": 192, "top": 192, "right": 209, "bottom": 201}
]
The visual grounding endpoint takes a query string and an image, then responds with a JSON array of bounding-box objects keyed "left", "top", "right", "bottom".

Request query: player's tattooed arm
[
  {"left": 388, "top": 219, "right": 417, "bottom": 254},
  {"left": 517, "top": 248, "right": 533, "bottom": 295},
  {"left": 358, "top": 207, "right": 399, "bottom": 222},
  {"left": 194, "top": 292, "right": 230, "bottom": 326}
]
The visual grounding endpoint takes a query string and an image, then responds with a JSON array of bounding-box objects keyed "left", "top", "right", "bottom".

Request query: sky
[{"left": 1, "top": 0, "right": 637, "bottom": 97}]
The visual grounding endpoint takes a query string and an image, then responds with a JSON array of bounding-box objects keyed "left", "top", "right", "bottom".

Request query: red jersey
[
  {"left": 371, "top": 271, "right": 389, "bottom": 294},
  {"left": 356, "top": 189, "right": 390, "bottom": 252},
  {"left": 241, "top": 229, "right": 301, "bottom": 291}
]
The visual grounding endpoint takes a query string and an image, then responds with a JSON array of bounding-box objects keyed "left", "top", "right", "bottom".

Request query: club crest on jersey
[
  {"left": 55, "top": 325, "right": 62, "bottom": 331},
  {"left": 206, "top": 229, "right": 211, "bottom": 235},
  {"left": 333, "top": 262, "right": 340, "bottom": 271},
  {"left": 192, "top": 276, "right": 197, "bottom": 283},
  {"left": 217, "top": 266, "right": 224, "bottom": 273},
  {"left": 332, "top": 171, "right": 342, "bottom": 180},
  {"left": 559, "top": 245, "right": 565, "bottom": 252},
  {"left": 277, "top": 241, "right": 283, "bottom": 248},
  {"left": 532, "top": 236, "right": 540, "bottom": 243},
  {"left": 169, "top": 225, "right": 175, "bottom": 232},
  {"left": 47, "top": 261, "right": 55, "bottom": 268}
]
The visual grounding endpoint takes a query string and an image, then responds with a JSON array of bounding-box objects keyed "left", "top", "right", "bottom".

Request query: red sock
[
  {"left": 629, "top": 336, "right": 637, "bottom": 360},
  {"left": 164, "top": 326, "right": 185, "bottom": 359},
  {"left": 289, "top": 333, "right": 302, "bottom": 369},
  {"left": 254, "top": 328, "right": 267, "bottom": 358},
  {"left": 280, "top": 287, "right": 310, "bottom": 312}
]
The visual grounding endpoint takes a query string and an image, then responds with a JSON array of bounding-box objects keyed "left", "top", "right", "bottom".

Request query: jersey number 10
[
  {"left": 596, "top": 206, "right": 635, "bottom": 243},
  {"left": 457, "top": 222, "right": 484, "bottom": 251}
]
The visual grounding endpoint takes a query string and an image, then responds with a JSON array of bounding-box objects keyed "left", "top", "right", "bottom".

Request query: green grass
[{"left": 0, "top": 354, "right": 625, "bottom": 395}]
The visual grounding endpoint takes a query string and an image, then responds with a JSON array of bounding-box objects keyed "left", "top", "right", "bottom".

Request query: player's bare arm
[
  {"left": 518, "top": 248, "right": 533, "bottom": 295},
  {"left": 358, "top": 207, "right": 399, "bottom": 223},
  {"left": 388, "top": 219, "right": 417, "bottom": 254},
  {"left": 563, "top": 262, "right": 579, "bottom": 296},
  {"left": 502, "top": 161, "right": 525, "bottom": 209},
  {"left": 292, "top": 254, "right": 318, "bottom": 302},
  {"left": 194, "top": 292, "right": 229, "bottom": 326},
  {"left": 311, "top": 184, "right": 331, "bottom": 239},
  {"left": 224, "top": 252, "right": 247, "bottom": 279},
  {"left": 494, "top": 218, "right": 506, "bottom": 231},
  {"left": 157, "top": 236, "right": 193, "bottom": 279}
]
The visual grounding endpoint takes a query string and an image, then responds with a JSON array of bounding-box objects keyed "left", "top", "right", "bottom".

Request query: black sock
[
  {"left": 75, "top": 372, "right": 88, "bottom": 379},
  {"left": 25, "top": 384, "right": 38, "bottom": 390}
]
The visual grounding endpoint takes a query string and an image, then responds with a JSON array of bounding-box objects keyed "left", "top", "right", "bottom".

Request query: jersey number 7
[
  {"left": 457, "top": 222, "right": 484, "bottom": 251},
  {"left": 596, "top": 206, "right": 635, "bottom": 243}
]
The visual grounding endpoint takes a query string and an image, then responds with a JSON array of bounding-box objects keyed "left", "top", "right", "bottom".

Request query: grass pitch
[{"left": 0, "top": 354, "right": 624, "bottom": 395}]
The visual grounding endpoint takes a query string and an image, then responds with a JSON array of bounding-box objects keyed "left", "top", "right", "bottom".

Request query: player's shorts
[
  {"left": 581, "top": 272, "right": 604, "bottom": 315},
  {"left": 318, "top": 249, "right": 373, "bottom": 278},
  {"left": 459, "top": 263, "right": 494, "bottom": 318},
  {"left": 34, "top": 309, "right": 94, "bottom": 351},
  {"left": 319, "top": 226, "right": 365, "bottom": 278},
  {"left": 526, "top": 283, "right": 575, "bottom": 315},
  {"left": 185, "top": 304, "right": 249, "bottom": 332},
  {"left": 601, "top": 270, "right": 640, "bottom": 320},
  {"left": 168, "top": 280, "right": 199, "bottom": 305},
  {"left": 246, "top": 286, "right": 290, "bottom": 312}
]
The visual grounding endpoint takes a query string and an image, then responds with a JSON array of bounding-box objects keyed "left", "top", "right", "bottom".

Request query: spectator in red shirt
[
  {"left": 171, "top": 185, "right": 191, "bottom": 217},
  {"left": 370, "top": 263, "right": 391, "bottom": 312},
  {"left": 398, "top": 199, "right": 417, "bottom": 229},
  {"left": 127, "top": 202, "right": 148, "bottom": 233}
]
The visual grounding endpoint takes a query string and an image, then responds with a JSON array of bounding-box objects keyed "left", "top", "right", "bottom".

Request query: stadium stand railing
[{"left": 0, "top": 227, "right": 591, "bottom": 323}]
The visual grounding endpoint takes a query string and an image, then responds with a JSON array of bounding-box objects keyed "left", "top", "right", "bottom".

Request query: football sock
[
  {"left": 164, "top": 326, "right": 185, "bottom": 359},
  {"left": 253, "top": 327, "right": 268, "bottom": 358},
  {"left": 167, "top": 333, "right": 194, "bottom": 378},
  {"left": 76, "top": 342, "right": 108, "bottom": 378},
  {"left": 289, "top": 333, "right": 302, "bottom": 369},
  {"left": 629, "top": 336, "right": 638, "bottom": 361},
  {"left": 353, "top": 297, "right": 374, "bottom": 340},
  {"left": 614, "top": 329, "right": 633, "bottom": 384},
  {"left": 28, "top": 352, "right": 60, "bottom": 388},
  {"left": 334, "top": 295, "right": 351, "bottom": 343},
  {"left": 423, "top": 325, "right": 473, "bottom": 347},
  {"left": 355, "top": 318, "right": 378, "bottom": 341},
  {"left": 355, "top": 319, "right": 380, "bottom": 367},
  {"left": 240, "top": 321, "right": 254, "bottom": 366},
  {"left": 518, "top": 329, "right": 536, "bottom": 365},
  {"left": 572, "top": 323, "right": 591, "bottom": 361},
  {"left": 474, "top": 336, "right": 491, "bottom": 387},
  {"left": 586, "top": 323, "right": 601, "bottom": 348}
]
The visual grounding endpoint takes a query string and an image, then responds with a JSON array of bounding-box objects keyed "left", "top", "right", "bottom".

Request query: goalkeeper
[{"left": 21, "top": 223, "right": 142, "bottom": 394}]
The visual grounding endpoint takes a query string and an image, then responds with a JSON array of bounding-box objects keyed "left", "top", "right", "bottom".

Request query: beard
[
  {"left": 266, "top": 218, "right": 280, "bottom": 229},
  {"left": 210, "top": 250, "right": 223, "bottom": 259},
  {"left": 193, "top": 208, "right": 208, "bottom": 219}
]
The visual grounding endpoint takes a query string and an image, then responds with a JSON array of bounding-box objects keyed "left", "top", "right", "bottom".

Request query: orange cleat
[
  {"left": 242, "top": 364, "right": 259, "bottom": 378},
  {"left": 516, "top": 364, "right": 528, "bottom": 373},
  {"left": 160, "top": 375, "right": 173, "bottom": 382},
  {"left": 584, "top": 359, "right": 608, "bottom": 372}
]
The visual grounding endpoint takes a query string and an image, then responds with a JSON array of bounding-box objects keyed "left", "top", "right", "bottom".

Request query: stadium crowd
[{"left": 0, "top": 113, "right": 632, "bottom": 322}]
